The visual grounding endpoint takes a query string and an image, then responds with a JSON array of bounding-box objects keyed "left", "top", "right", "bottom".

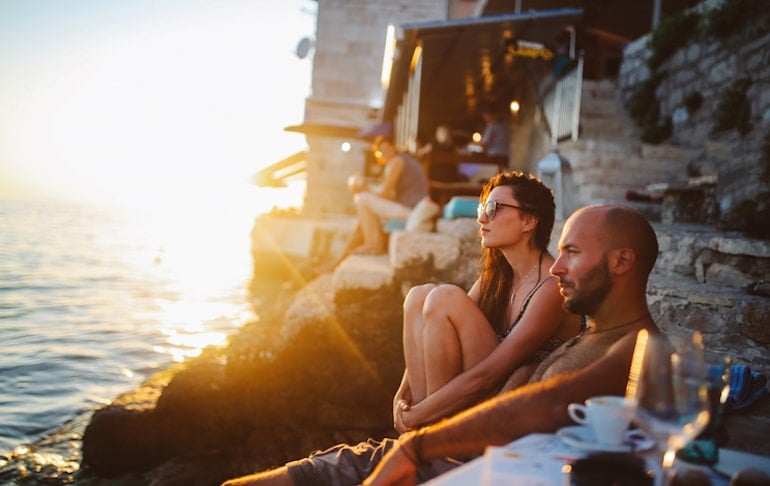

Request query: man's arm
[
  {"left": 376, "top": 156, "right": 404, "bottom": 200},
  {"left": 419, "top": 330, "right": 641, "bottom": 458},
  {"left": 364, "top": 330, "right": 644, "bottom": 485}
]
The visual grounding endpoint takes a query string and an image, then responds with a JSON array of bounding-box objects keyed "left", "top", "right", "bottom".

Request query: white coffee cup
[{"left": 567, "top": 395, "right": 634, "bottom": 445}]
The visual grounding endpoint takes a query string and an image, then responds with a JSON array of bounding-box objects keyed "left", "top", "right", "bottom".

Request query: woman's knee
[
  {"left": 422, "top": 284, "right": 466, "bottom": 319},
  {"left": 404, "top": 283, "right": 438, "bottom": 312}
]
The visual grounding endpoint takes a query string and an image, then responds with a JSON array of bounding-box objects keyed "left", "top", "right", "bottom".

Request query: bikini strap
[{"left": 497, "top": 276, "right": 555, "bottom": 340}]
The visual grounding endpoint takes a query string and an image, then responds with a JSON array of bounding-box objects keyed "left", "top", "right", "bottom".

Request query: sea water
[{"left": 0, "top": 198, "right": 261, "bottom": 477}]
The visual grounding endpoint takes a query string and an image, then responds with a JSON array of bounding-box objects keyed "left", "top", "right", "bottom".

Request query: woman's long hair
[{"left": 476, "top": 171, "right": 555, "bottom": 331}]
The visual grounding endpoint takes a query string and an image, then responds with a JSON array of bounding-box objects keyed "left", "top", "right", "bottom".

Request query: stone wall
[
  {"left": 618, "top": 0, "right": 770, "bottom": 222},
  {"left": 303, "top": 0, "right": 450, "bottom": 215}
]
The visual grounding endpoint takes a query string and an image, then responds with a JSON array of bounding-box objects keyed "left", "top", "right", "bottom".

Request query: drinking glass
[
  {"left": 677, "top": 357, "right": 731, "bottom": 465},
  {"left": 626, "top": 330, "right": 711, "bottom": 486}
]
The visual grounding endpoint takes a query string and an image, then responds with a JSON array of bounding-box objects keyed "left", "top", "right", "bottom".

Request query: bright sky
[{"left": 0, "top": 0, "right": 315, "bottom": 211}]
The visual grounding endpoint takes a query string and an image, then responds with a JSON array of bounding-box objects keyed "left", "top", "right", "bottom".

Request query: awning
[
  {"left": 383, "top": 8, "right": 583, "bottom": 130},
  {"left": 358, "top": 121, "right": 392, "bottom": 140}
]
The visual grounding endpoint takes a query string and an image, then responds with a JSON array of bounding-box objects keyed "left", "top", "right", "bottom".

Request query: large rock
[{"left": 80, "top": 271, "right": 406, "bottom": 483}]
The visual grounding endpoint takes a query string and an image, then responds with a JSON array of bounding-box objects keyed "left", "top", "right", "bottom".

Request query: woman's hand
[
  {"left": 393, "top": 399, "right": 413, "bottom": 434},
  {"left": 393, "top": 373, "right": 414, "bottom": 433}
]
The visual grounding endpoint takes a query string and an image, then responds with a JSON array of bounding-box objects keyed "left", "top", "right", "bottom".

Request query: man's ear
[{"left": 610, "top": 248, "right": 636, "bottom": 275}]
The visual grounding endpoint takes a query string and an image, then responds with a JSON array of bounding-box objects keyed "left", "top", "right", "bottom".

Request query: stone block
[
  {"left": 687, "top": 292, "right": 734, "bottom": 308},
  {"left": 743, "top": 304, "right": 770, "bottom": 345},
  {"left": 388, "top": 230, "right": 461, "bottom": 272},
  {"left": 708, "top": 236, "right": 770, "bottom": 259},
  {"left": 705, "top": 263, "right": 753, "bottom": 291},
  {"left": 686, "top": 44, "right": 702, "bottom": 63},
  {"left": 332, "top": 254, "right": 394, "bottom": 292},
  {"left": 647, "top": 274, "right": 770, "bottom": 370},
  {"left": 252, "top": 216, "right": 315, "bottom": 257},
  {"left": 437, "top": 217, "right": 479, "bottom": 241},
  {"left": 661, "top": 185, "right": 718, "bottom": 225},
  {"left": 707, "top": 58, "right": 735, "bottom": 86}
]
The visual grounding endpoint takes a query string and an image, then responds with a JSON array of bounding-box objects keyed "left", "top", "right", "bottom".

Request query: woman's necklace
[
  {"left": 510, "top": 262, "right": 539, "bottom": 304},
  {"left": 564, "top": 313, "right": 651, "bottom": 348}
]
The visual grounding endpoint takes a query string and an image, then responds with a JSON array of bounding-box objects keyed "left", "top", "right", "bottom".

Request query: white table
[{"left": 427, "top": 433, "right": 770, "bottom": 485}]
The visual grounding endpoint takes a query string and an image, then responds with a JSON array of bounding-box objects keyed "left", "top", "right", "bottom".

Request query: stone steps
[
  {"left": 560, "top": 80, "right": 702, "bottom": 211},
  {"left": 579, "top": 116, "right": 641, "bottom": 140},
  {"left": 653, "top": 222, "right": 770, "bottom": 286}
]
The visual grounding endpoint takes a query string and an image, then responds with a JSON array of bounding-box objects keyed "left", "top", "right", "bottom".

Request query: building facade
[{"left": 300, "top": 0, "right": 455, "bottom": 215}]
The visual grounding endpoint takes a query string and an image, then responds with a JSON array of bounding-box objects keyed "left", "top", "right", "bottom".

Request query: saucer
[{"left": 556, "top": 426, "right": 655, "bottom": 453}]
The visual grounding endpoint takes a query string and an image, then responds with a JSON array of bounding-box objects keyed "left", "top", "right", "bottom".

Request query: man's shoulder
[{"left": 398, "top": 151, "right": 420, "bottom": 163}]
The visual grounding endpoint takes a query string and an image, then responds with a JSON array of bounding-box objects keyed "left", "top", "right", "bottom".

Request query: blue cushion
[
  {"left": 443, "top": 196, "right": 478, "bottom": 219},
  {"left": 384, "top": 219, "right": 406, "bottom": 233}
]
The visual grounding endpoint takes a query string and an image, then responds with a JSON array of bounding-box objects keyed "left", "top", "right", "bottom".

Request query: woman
[{"left": 393, "top": 171, "right": 582, "bottom": 433}]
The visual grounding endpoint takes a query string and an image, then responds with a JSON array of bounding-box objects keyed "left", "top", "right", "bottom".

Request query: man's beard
[{"left": 563, "top": 255, "right": 612, "bottom": 316}]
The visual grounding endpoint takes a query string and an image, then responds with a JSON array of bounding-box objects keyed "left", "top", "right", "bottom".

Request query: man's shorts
[{"left": 286, "top": 438, "right": 461, "bottom": 486}]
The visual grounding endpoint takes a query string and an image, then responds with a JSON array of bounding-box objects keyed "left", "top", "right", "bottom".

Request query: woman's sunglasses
[{"left": 477, "top": 200, "right": 530, "bottom": 220}]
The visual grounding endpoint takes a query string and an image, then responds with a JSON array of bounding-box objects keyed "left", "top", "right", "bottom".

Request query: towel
[{"left": 724, "top": 364, "right": 768, "bottom": 415}]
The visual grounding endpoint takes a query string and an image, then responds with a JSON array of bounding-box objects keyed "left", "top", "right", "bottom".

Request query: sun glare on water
[
  {"left": 0, "top": 0, "right": 315, "bottom": 362},
  {"left": 113, "top": 178, "right": 305, "bottom": 362}
]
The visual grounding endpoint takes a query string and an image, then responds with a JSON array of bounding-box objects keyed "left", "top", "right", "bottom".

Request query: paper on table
[{"left": 481, "top": 434, "right": 580, "bottom": 486}]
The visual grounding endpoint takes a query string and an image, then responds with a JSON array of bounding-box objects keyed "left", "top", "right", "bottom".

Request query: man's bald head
[{"left": 569, "top": 205, "right": 659, "bottom": 282}]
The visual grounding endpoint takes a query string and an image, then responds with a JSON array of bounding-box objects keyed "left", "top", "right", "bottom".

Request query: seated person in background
[
  {"left": 393, "top": 171, "right": 583, "bottom": 434},
  {"left": 417, "top": 124, "right": 456, "bottom": 158},
  {"left": 478, "top": 107, "right": 510, "bottom": 168},
  {"left": 221, "top": 204, "right": 661, "bottom": 486},
  {"left": 417, "top": 124, "right": 462, "bottom": 183},
  {"left": 459, "top": 108, "right": 509, "bottom": 183},
  {"left": 346, "top": 135, "right": 428, "bottom": 255}
]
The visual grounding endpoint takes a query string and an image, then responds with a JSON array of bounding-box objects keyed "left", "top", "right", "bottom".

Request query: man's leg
[
  {"left": 222, "top": 439, "right": 400, "bottom": 486},
  {"left": 221, "top": 440, "right": 457, "bottom": 486},
  {"left": 221, "top": 466, "right": 291, "bottom": 486},
  {"left": 354, "top": 194, "right": 386, "bottom": 253}
]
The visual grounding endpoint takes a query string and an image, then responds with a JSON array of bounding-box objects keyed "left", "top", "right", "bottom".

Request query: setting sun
[{"left": 0, "top": 0, "right": 314, "bottom": 212}]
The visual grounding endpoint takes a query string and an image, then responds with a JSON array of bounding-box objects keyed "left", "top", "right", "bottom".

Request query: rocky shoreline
[
  {"left": 0, "top": 261, "right": 395, "bottom": 486},
  {"left": 73, "top": 258, "right": 408, "bottom": 486}
]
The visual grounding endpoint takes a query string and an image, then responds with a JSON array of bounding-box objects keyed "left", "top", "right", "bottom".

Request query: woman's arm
[{"left": 402, "top": 278, "right": 572, "bottom": 427}]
